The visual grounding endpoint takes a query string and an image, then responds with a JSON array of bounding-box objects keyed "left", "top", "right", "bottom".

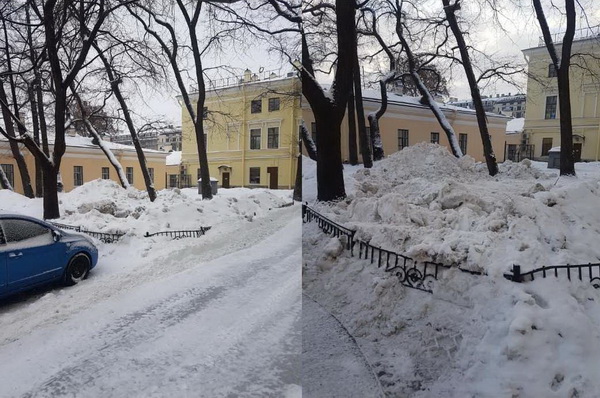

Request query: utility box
[
  {"left": 198, "top": 177, "right": 218, "bottom": 196},
  {"left": 548, "top": 147, "right": 560, "bottom": 169}
]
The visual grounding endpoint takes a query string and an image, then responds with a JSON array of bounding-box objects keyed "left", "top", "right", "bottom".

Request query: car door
[{"left": 1, "top": 218, "right": 64, "bottom": 289}]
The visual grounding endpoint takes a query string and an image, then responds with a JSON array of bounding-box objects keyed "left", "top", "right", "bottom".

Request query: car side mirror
[{"left": 52, "top": 230, "right": 62, "bottom": 242}]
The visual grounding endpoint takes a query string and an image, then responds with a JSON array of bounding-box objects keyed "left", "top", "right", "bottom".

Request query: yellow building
[
  {"left": 0, "top": 135, "right": 168, "bottom": 194},
  {"left": 302, "top": 90, "right": 510, "bottom": 163},
  {"left": 180, "top": 70, "right": 301, "bottom": 189},
  {"left": 522, "top": 32, "right": 600, "bottom": 161}
]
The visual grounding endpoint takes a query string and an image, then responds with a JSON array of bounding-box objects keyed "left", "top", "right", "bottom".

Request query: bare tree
[
  {"left": 442, "top": 0, "right": 498, "bottom": 175},
  {"left": 532, "top": 0, "right": 576, "bottom": 175}
]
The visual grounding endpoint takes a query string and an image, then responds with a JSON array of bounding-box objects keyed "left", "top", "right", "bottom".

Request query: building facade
[
  {"left": 111, "top": 125, "right": 183, "bottom": 152},
  {"left": 522, "top": 30, "right": 600, "bottom": 161},
  {"left": 1, "top": 136, "right": 169, "bottom": 194},
  {"left": 180, "top": 69, "right": 301, "bottom": 189},
  {"left": 303, "top": 90, "right": 510, "bottom": 164}
]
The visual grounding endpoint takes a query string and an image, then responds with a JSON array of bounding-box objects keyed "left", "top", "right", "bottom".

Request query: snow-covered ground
[
  {"left": 303, "top": 145, "right": 600, "bottom": 398},
  {"left": 0, "top": 182, "right": 301, "bottom": 398}
]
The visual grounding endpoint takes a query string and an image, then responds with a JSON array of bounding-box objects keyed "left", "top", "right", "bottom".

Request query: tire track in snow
[{"left": 14, "top": 215, "right": 300, "bottom": 398}]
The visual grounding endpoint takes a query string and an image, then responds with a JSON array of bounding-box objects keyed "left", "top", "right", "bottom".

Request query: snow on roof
[
  {"left": 506, "top": 118, "right": 525, "bottom": 134},
  {"left": 0, "top": 134, "right": 167, "bottom": 154},
  {"left": 166, "top": 151, "right": 182, "bottom": 166},
  {"left": 357, "top": 88, "right": 510, "bottom": 119}
]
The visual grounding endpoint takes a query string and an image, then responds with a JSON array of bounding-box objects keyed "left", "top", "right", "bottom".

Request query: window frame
[
  {"left": 250, "top": 99, "right": 262, "bottom": 114},
  {"left": 430, "top": 132, "right": 440, "bottom": 144},
  {"left": 459, "top": 133, "right": 468, "bottom": 154},
  {"left": 548, "top": 63, "right": 558, "bottom": 78},
  {"left": 545, "top": 95, "right": 557, "bottom": 119},
  {"left": 397, "top": 129, "right": 409, "bottom": 150},
  {"left": 101, "top": 167, "right": 110, "bottom": 180},
  {"left": 268, "top": 97, "right": 280, "bottom": 112},
  {"left": 73, "top": 166, "right": 84, "bottom": 187},
  {"left": 250, "top": 128, "right": 261, "bottom": 150},
  {"left": 126, "top": 167, "right": 134, "bottom": 185},
  {"left": 249, "top": 167, "right": 260, "bottom": 184},
  {"left": 267, "top": 127, "right": 279, "bottom": 149}
]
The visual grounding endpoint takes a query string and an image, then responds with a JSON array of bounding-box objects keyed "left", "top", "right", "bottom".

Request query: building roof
[{"left": 1, "top": 134, "right": 167, "bottom": 154}]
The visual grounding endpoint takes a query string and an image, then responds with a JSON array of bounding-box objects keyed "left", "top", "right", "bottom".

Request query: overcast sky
[{"left": 133, "top": 1, "right": 600, "bottom": 126}]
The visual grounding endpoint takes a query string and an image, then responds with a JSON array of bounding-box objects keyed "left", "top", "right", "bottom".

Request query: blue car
[{"left": 0, "top": 214, "right": 98, "bottom": 299}]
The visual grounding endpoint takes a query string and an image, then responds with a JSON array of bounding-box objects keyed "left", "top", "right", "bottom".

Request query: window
[
  {"left": 251, "top": 99, "right": 262, "bottom": 113},
  {"left": 249, "top": 167, "right": 260, "bottom": 184},
  {"left": 101, "top": 167, "right": 110, "bottom": 180},
  {"left": 1, "top": 219, "right": 52, "bottom": 248},
  {"left": 430, "top": 132, "right": 440, "bottom": 144},
  {"left": 545, "top": 95, "right": 557, "bottom": 119},
  {"left": 268, "top": 98, "right": 280, "bottom": 112},
  {"left": 548, "top": 63, "right": 557, "bottom": 78},
  {"left": 126, "top": 167, "right": 134, "bottom": 184},
  {"left": 202, "top": 106, "right": 208, "bottom": 119},
  {"left": 148, "top": 168, "right": 154, "bottom": 183},
  {"left": 250, "top": 128, "right": 261, "bottom": 150},
  {"left": 267, "top": 127, "right": 279, "bottom": 149},
  {"left": 459, "top": 134, "right": 468, "bottom": 154},
  {"left": 74, "top": 166, "right": 83, "bottom": 187},
  {"left": 1, "top": 164, "right": 14, "bottom": 188},
  {"left": 197, "top": 168, "right": 202, "bottom": 181},
  {"left": 397, "top": 129, "right": 409, "bottom": 150},
  {"left": 541, "top": 138, "right": 553, "bottom": 156}
]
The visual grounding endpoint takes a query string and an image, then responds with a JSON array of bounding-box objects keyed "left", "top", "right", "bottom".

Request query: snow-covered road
[{"left": 0, "top": 206, "right": 301, "bottom": 398}]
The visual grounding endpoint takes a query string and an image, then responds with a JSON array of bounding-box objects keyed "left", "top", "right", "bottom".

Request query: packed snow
[
  {"left": 303, "top": 144, "right": 600, "bottom": 398},
  {"left": 0, "top": 181, "right": 300, "bottom": 398}
]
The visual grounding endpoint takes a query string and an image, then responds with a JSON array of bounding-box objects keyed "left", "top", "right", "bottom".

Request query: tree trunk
[
  {"left": 93, "top": 44, "right": 157, "bottom": 200},
  {"left": 293, "top": 138, "right": 302, "bottom": 201},
  {"left": 367, "top": 80, "right": 387, "bottom": 161},
  {"left": 347, "top": 85, "right": 359, "bottom": 165},
  {"left": 315, "top": 115, "right": 345, "bottom": 201},
  {"left": 443, "top": 0, "right": 498, "bottom": 175},
  {"left": 353, "top": 58, "right": 372, "bottom": 168},
  {"left": 0, "top": 82, "right": 34, "bottom": 198},
  {"left": 300, "top": 123, "right": 317, "bottom": 161},
  {"left": 42, "top": 167, "right": 60, "bottom": 220},
  {"left": 0, "top": 165, "right": 13, "bottom": 190}
]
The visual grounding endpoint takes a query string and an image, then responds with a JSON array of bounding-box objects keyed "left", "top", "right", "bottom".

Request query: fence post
[{"left": 513, "top": 265, "right": 522, "bottom": 283}]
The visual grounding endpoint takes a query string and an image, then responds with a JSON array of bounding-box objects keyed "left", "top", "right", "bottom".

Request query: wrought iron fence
[
  {"left": 144, "top": 227, "right": 211, "bottom": 239},
  {"left": 302, "top": 203, "right": 355, "bottom": 253},
  {"left": 302, "top": 204, "right": 473, "bottom": 293},
  {"left": 49, "top": 222, "right": 211, "bottom": 244},
  {"left": 504, "top": 263, "right": 600, "bottom": 289}
]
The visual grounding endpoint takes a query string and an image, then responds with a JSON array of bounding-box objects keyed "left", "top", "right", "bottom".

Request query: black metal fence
[
  {"left": 49, "top": 222, "right": 211, "bottom": 244},
  {"left": 303, "top": 204, "right": 356, "bottom": 252},
  {"left": 144, "top": 227, "right": 211, "bottom": 239},
  {"left": 302, "top": 204, "right": 465, "bottom": 293},
  {"left": 504, "top": 263, "right": 600, "bottom": 289}
]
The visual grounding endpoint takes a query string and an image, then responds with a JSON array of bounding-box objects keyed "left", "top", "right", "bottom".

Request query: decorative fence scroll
[
  {"left": 144, "top": 227, "right": 211, "bottom": 239},
  {"left": 302, "top": 203, "right": 462, "bottom": 293}
]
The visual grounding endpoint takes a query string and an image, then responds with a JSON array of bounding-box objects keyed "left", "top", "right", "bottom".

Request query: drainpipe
[
  {"left": 596, "top": 118, "right": 600, "bottom": 161},
  {"left": 241, "top": 79, "right": 246, "bottom": 187}
]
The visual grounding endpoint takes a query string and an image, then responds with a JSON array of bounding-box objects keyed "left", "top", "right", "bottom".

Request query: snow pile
[{"left": 303, "top": 145, "right": 600, "bottom": 397}]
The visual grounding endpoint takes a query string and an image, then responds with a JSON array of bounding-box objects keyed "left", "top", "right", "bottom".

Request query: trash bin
[
  {"left": 198, "top": 177, "right": 218, "bottom": 196},
  {"left": 547, "top": 147, "right": 560, "bottom": 169}
]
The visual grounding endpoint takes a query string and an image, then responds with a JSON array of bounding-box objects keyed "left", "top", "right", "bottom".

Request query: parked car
[{"left": 0, "top": 214, "right": 98, "bottom": 299}]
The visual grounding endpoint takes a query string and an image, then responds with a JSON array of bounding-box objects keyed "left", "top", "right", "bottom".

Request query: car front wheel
[{"left": 64, "top": 253, "right": 91, "bottom": 286}]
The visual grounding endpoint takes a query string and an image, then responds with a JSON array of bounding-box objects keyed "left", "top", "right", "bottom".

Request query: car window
[{"left": 1, "top": 219, "right": 53, "bottom": 250}]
